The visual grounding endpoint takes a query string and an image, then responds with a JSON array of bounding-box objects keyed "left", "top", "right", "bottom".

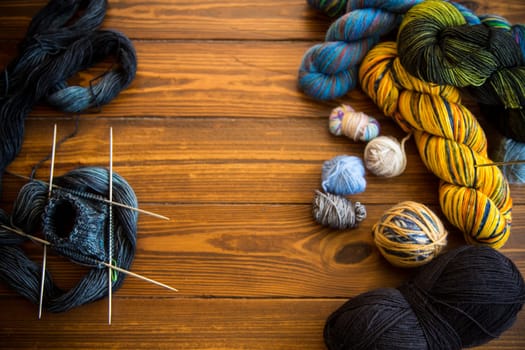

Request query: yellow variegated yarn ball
[{"left": 372, "top": 201, "right": 447, "bottom": 268}]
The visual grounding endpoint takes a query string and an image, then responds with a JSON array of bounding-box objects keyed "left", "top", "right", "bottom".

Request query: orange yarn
[{"left": 359, "top": 42, "right": 512, "bottom": 248}]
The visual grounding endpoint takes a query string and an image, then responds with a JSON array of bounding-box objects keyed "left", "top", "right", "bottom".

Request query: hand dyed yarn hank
[
  {"left": 298, "top": 0, "right": 477, "bottom": 100},
  {"left": 324, "top": 245, "right": 525, "bottom": 350},
  {"left": 359, "top": 41, "right": 512, "bottom": 248},
  {"left": 299, "top": 0, "right": 422, "bottom": 99},
  {"left": 0, "top": 167, "right": 137, "bottom": 312},
  {"left": 397, "top": 0, "right": 525, "bottom": 141},
  {"left": 0, "top": 0, "right": 137, "bottom": 185},
  {"left": 372, "top": 201, "right": 447, "bottom": 267}
]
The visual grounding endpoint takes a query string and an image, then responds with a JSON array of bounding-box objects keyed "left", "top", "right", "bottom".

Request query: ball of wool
[
  {"left": 329, "top": 104, "right": 380, "bottom": 142},
  {"left": 372, "top": 201, "right": 447, "bottom": 267},
  {"left": 312, "top": 190, "right": 366, "bottom": 229},
  {"left": 321, "top": 155, "right": 366, "bottom": 195},
  {"left": 359, "top": 41, "right": 512, "bottom": 249},
  {"left": 324, "top": 245, "right": 525, "bottom": 350},
  {"left": 363, "top": 135, "right": 407, "bottom": 177}
]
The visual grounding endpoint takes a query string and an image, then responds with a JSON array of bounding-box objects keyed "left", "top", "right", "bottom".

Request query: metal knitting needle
[
  {"left": 0, "top": 224, "right": 179, "bottom": 293},
  {"left": 5, "top": 172, "right": 170, "bottom": 221},
  {"left": 474, "top": 160, "right": 525, "bottom": 167},
  {"left": 108, "top": 127, "right": 114, "bottom": 325},
  {"left": 38, "top": 124, "right": 57, "bottom": 319}
]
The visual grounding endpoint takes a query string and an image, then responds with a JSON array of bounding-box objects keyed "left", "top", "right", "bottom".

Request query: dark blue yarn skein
[
  {"left": 0, "top": 0, "right": 136, "bottom": 186},
  {"left": 0, "top": 167, "right": 137, "bottom": 312},
  {"left": 324, "top": 245, "right": 525, "bottom": 350},
  {"left": 0, "top": 0, "right": 108, "bottom": 96}
]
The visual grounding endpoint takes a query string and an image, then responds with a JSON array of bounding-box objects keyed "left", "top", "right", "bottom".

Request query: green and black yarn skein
[
  {"left": 397, "top": 0, "right": 525, "bottom": 141},
  {"left": 0, "top": 0, "right": 138, "bottom": 312}
]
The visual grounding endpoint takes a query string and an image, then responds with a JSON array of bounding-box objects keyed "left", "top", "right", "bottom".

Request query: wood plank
[
  {"left": 0, "top": 0, "right": 523, "bottom": 40},
  {"left": 0, "top": 297, "right": 523, "bottom": 350},
  {"left": 1, "top": 203, "right": 523, "bottom": 298},
  {"left": 1, "top": 116, "right": 437, "bottom": 205},
  {"left": 4, "top": 117, "right": 524, "bottom": 205},
  {"left": 0, "top": 40, "right": 345, "bottom": 118}
]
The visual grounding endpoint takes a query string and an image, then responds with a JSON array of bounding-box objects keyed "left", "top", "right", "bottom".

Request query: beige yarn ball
[
  {"left": 364, "top": 135, "right": 409, "bottom": 177},
  {"left": 372, "top": 201, "right": 447, "bottom": 268}
]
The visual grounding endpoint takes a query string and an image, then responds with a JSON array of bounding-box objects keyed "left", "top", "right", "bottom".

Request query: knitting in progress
[
  {"left": 0, "top": 168, "right": 137, "bottom": 312},
  {"left": 0, "top": 0, "right": 139, "bottom": 313}
]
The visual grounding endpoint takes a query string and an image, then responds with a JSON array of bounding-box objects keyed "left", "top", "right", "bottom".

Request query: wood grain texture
[{"left": 1, "top": 0, "right": 524, "bottom": 349}]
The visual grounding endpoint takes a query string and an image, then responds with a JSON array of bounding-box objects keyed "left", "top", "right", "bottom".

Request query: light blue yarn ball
[{"left": 321, "top": 155, "right": 366, "bottom": 195}]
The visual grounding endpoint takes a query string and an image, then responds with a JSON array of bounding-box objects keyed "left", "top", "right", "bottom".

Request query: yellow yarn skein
[{"left": 359, "top": 42, "right": 512, "bottom": 248}]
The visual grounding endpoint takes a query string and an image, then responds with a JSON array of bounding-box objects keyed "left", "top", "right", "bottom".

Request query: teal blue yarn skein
[{"left": 321, "top": 155, "right": 366, "bottom": 195}]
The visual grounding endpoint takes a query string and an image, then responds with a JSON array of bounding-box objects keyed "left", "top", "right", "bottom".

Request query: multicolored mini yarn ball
[
  {"left": 321, "top": 155, "right": 366, "bottom": 196},
  {"left": 329, "top": 104, "right": 380, "bottom": 142},
  {"left": 363, "top": 135, "right": 408, "bottom": 177},
  {"left": 312, "top": 190, "right": 366, "bottom": 230},
  {"left": 372, "top": 201, "right": 447, "bottom": 268}
]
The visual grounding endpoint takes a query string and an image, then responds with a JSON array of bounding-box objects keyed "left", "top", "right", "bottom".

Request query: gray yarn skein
[
  {"left": 0, "top": 167, "right": 138, "bottom": 312},
  {"left": 313, "top": 190, "right": 367, "bottom": 229}
]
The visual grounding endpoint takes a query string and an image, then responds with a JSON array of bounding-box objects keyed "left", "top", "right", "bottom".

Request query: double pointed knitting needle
[
  {"left": 0, "top": 224, "right": 178, "bottom": 293},
  {"left": 108, "top": 127, "right": 114, "bottom": 325},
  {"left": 38, "top": 124, "right": 57, "bottom": 319},
  {"left": 474, "top": 160, "right": 525, "bottom": 167},
  {"left": 5, "top": 172, "right": 170, "bottom": 221}
]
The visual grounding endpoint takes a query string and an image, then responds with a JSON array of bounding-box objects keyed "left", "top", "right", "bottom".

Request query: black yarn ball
[{"left": 324, "top": 245, "right": 525, "bottom": 350}]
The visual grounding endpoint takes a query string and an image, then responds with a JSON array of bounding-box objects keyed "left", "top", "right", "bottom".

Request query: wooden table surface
[{"left": 1, "top": 1, "right": 524, "bottom": 349}]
